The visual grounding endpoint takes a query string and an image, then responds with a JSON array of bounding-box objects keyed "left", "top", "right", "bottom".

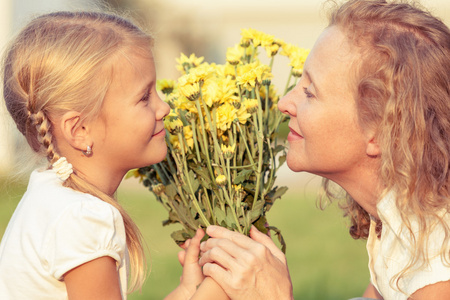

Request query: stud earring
[{"left": 82, "top": 145, "right": 92, "bottom": 156}]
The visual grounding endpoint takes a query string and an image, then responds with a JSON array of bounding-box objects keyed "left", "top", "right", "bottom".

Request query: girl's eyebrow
[{"left": 135, "top": 80, "right": 153, "bottom": 98}]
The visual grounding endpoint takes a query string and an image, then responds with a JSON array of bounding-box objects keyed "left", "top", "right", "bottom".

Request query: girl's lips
[
  {"left": 287, "top": 127, "right": 303, "bottom": 141},
  {"left": 152, "top": 128, "right": 166, "bottom": 137}
]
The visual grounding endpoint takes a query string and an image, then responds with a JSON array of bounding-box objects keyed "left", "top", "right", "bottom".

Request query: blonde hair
[
  {"left": 322, "top": 0, "right": 450, "bottom": 292},
  {"left": 2, "top": 11, "right": 154, "bottom": 292}
]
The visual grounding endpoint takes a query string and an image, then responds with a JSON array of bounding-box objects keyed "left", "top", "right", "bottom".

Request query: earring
[{"left": 82, "top": 145, "right": 92, "bottom": 156}]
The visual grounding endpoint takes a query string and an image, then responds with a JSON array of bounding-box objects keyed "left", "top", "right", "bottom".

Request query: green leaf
[
  {"left": 234, "top": 169, "right": 253, "bottom": 184},
  {"left": 250, "top": 199, "right": 265, "bottom": 222},
  {"left": 225, "top": 206, "right": 237, "bottom": 229},
  {"left": 165, "top": 183, "right": 178, "bottom": 198},
  {"left": 171, "top": 229, "right": 193, "bottom": 246},
  {"left": 213, "top": 206, "right": 227, "bottom": 225}
]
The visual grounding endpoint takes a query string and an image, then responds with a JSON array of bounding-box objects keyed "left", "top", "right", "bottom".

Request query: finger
[
  {"left": 199, "top": 244, "right": 240, "bottom": 271},
  {"left": 178, "top": 250, "right": 186, "bottom": 267},
  {"left": 249, "top": 226, "right": 286, "bottom": 262},
  {"left": 184, "top": 228, "right": 205, "bottom": 265},
  {"left": 202, "top": 262, "right": 231, "bottom": 286},
  {"left": 206, "top": 225, "right": 259, "bottom": 250},
  {"left": 179, "top": 238, "right": 191, "bottom": 251}
]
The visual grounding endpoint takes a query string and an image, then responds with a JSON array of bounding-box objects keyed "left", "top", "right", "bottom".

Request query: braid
[{"left": 27, "top": 110, "right": 60, "bottom": 164}]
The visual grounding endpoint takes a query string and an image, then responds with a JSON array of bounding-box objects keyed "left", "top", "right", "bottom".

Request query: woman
[{"left": 198, "top": 0, "right": 450, "bottom": 299}]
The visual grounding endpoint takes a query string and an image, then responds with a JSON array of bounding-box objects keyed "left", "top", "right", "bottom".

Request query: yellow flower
[
  {"left": 236, "top": 101, "right": 252, "bottom": 124},
  {"left": 221, "top": 143, "right": 236, "bottom": 160},
  {"left": 226, "top": 45, "right": 242, "bottom": 65},
  {"left": 190, "top": 63, "right": 214, "bottom": 83},
  {"left": 157, "top": 79, "right": 175, "bottom": 95},
  {"left": 178, "top": 75, "right": 200, "bottom": 101},
  {"left": 215, "top": 174, "right": 227, "bottom": 187},
  {"left": 265, "top": 43, "right": 280, "bottom": 58},
  {"left": 241, "top": 28, "right": 274, "bottom": 47},
  {"left": 165, "top": 114, "right": 183, "bottom": 135},
  {"left": 236, "top": 63, "right": 272, "bottom": 91},
  {"left": 216, "top": 102, "right": 238, "bottom": 131},
  {"left": 169, "top": 126, "right": 194, "bottom": 151},
  {"left": 289, "top": 48, "right": 310, "bottom": 77},
  {"left": 176, "top": 53, "right": 205, "bottom": 73},
  {"left": 243, "top": 98, "right": 258, "bottom": 114},
  {"left": 259, "top": 85, "right": 279, "bottom": 104}
]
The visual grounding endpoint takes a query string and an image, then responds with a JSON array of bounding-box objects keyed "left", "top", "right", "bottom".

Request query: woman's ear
[
  {"left": 59, "top": 111, "right": 92, "bottom": 152},
  {"left": 364, "top": 126, "right": 380, "bottom": 157}
]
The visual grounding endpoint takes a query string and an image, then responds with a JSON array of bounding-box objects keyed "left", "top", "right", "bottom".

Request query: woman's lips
[{"left": 287, "top": 127, "right": 303, "bottom": 141}]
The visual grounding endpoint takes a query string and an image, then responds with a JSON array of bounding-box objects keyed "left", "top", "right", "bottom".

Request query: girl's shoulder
[{"left": 25, "top": 169, "right": 119, "bottom": 216}]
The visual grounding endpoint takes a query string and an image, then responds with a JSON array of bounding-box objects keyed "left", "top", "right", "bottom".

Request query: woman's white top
[
  {"left": 0, "top": 169, "right": 128, "bottom": 299},
  {"left": 367, "top": 192, "right": 450, "bottom": 299}
]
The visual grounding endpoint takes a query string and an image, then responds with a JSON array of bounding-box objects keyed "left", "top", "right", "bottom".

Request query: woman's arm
[
  {"left": 199, "top": 225, "right": 293, "bottom": 300},
  {"left": 64, "top": 256, "right": 122, "bottom": 300}
]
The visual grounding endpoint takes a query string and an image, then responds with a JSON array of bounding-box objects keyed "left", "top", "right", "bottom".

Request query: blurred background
[{"left": 0, "top": 0, "right": 449, "bottom": 299}]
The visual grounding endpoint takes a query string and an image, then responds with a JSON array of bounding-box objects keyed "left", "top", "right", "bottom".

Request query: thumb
[
  {"left": 183, "top": 228, "right": 205, "bottom": 265},
  {"left": 249, "top": 226, "right": 285, "bottom": 262}
]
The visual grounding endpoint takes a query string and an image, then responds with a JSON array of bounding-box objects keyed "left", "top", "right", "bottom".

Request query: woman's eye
[{"left": 303, "top": 87, "right": 314, "bottom": 99}]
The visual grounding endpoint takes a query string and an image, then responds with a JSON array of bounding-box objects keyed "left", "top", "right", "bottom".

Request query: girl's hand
[
  {"left": 199, "top": 225, "right": 294, "bottom": 300},
  {"left": 165, "top": 228, "right": 205, "bottom": 300}
]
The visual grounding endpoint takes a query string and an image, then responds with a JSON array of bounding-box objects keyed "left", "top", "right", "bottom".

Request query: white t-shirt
[
  {"left": 0, "top": 169, "right": 128, "bottom": 299},
  {"left": 367, "top": 192, "right": 450, "bottom": 299}
]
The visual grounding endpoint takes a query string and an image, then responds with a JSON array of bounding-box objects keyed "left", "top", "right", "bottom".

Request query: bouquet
[{"left": 130, "top": 28, "right": 309, "bottom": 253}]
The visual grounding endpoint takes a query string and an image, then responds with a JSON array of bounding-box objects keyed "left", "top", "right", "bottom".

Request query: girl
[
  {"left": 198, "top": 0, "right": 450, "bottom": 299},
  {"left": 0, "top": 11, "right": 204, "bottom": 299}
]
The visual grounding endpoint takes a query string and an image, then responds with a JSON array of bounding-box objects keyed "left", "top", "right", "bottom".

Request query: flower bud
[
  {"left": 215, "top": 174, "right": 227, "bottom": 187},
  {"left": 221, "top": 144, "right": 236, "bottom": 160},
  {"left": 185, "top": 111, "right": 195, "bottom": 122},
  {"left": 167, "top": 117, "right": 184, "bottom": 135},
  {"left": 262, "top": 79, "right": 271, "bottom": 86},
  {"left": 152, "top": 183, "right": 166, "bottom": 196},
  {"left": 232, "top": 101, "right": 241, "bottom": 110}
]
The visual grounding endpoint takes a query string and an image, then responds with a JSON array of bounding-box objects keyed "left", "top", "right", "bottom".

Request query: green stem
[
  {"left": 190, "top": 118, "right": 202, "bottom": 162},
  {"left": 177, "top": 132, "right": 211, "bottom": 227},
  {"left": 236, "top": 122, "right": 256, "bottom": 168},
  {"left": 253, "top": 83, "right": 265, "bottom": 208},
  {"left": 283, "top": 67, "right": 293, "bottom": 96},
  {"left": 221, "top": 188, "right": 243, "bottom": 234},
  {"left": 194, "top": 100, "right": 215, "bottom": 180}
]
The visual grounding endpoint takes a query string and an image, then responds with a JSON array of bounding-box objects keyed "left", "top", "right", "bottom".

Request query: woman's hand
[
  {"left": 199, "top": 225, "right": 294, "bottom": 300},
  {"left": 165, "top": 228, "right": 205, "bottom": 300}
]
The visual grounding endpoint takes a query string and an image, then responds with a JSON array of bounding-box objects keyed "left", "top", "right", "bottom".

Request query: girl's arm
[
  {"left": 64, "top": 256, "right": 122, "bottom": 300},
  {"left": 362, "top": 283, "right": 383, "bottom": 299},
  {"left": 165, "top": 228, "right": 205, "bottom": 300}
]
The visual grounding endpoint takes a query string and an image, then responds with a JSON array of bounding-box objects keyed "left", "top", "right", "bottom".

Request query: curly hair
[
  {"left": 323, "top": 0, "right": 450, "bottom": 290},
  {"left": 2, "top": 11, "right": 154, "bottom": 292}
]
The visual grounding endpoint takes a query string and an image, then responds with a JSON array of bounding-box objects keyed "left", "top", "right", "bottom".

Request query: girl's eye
[
  {"left": 140, "top": 90, "right": 150, "bottom": 103},
  {"left": 303, "top": 87, "right": 314, "bottom": 99}
]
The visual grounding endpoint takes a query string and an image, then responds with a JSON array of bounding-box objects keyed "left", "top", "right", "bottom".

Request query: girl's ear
[
  {"left": 59, "top": 111, "right": 92, "bottom": 152},
  {"left": 366, "top": 138, "right": 380, "bottom": 157}
]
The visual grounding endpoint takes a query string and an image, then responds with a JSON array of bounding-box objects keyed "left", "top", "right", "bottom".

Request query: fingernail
[{"left": 207, "top": 225, "right": 216, "bottom": 233}]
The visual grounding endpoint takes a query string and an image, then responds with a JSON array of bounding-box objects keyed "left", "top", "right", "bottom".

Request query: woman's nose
[{"left": 278, "top": 91, "right": 296, "bottom": 117}]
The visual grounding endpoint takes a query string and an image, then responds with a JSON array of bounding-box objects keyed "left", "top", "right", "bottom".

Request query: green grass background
[{"left": 0, "top": 175, "right": 369, "bottom": 299}]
